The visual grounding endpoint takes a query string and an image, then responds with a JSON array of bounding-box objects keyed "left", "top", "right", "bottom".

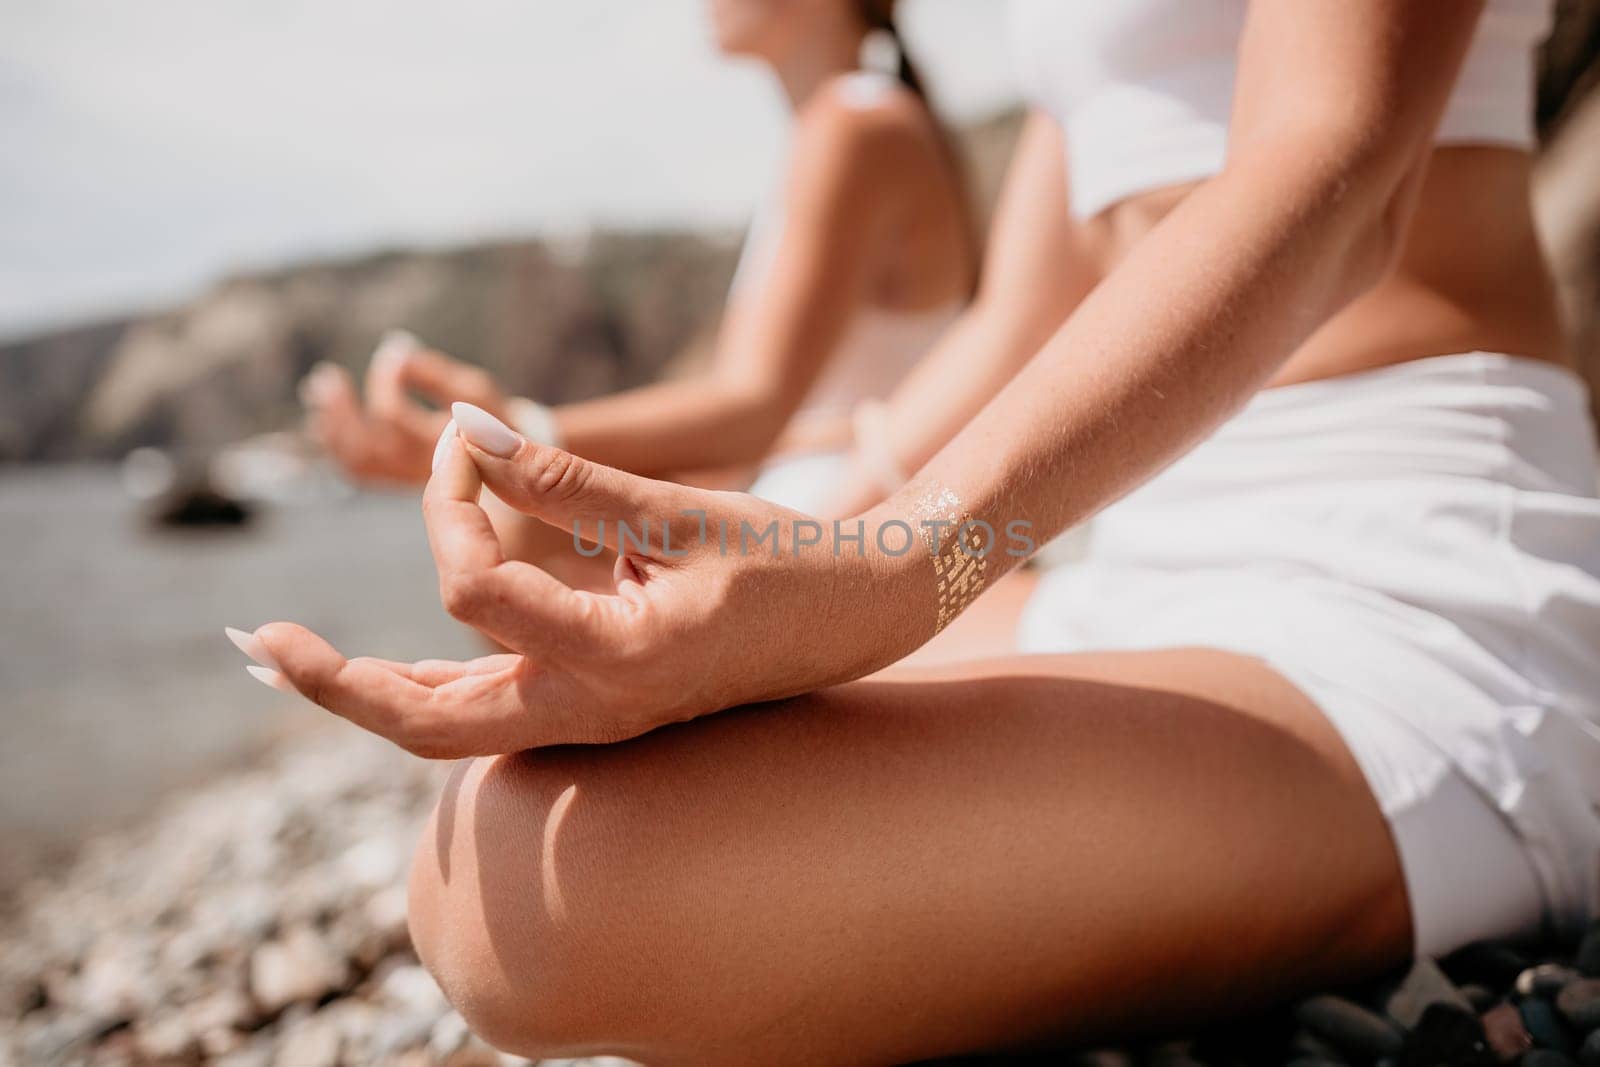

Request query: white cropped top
[{"left": 1008, "top": 0, "right": 1555, "bottom": 218}]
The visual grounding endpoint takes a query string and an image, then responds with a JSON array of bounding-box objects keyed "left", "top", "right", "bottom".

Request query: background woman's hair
[
  {"left": 857, "top": 0, "right": 926, "bottom": 98},
  {"left": 855, "top": 0, "right": 984, "bottom": 298}
]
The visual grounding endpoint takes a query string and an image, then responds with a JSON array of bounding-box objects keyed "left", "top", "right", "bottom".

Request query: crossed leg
[{"left": 406, "top": 649, "right": 1411, "bottom": 1066}]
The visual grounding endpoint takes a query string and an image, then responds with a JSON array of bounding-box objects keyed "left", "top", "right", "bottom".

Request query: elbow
[
  {"left": 1330, "top": 193, "right": 1409, "bottom": 307},
  {"left": 1244, "top": 121, "right": 1429, "bottom": 306},
  {"left": 1343, "top": 156, "right": 1422, "bottom": 295},
  {"left": 1334, "top": 118, "right": 1438, "bottom": 289}
]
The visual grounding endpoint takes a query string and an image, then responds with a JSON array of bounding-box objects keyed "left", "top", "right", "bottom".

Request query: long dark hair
[{"left": 857, "top": 0, "right": 927, "bottom": 98}]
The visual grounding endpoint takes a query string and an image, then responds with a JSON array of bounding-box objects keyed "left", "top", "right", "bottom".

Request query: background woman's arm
[{"left": 823, "top": 110, "right": 1094, "bottom": 516}]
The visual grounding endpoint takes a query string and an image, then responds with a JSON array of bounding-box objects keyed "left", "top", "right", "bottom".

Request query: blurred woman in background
[{"left": 302, "top": 0, "right": 976, "bottom": 534}]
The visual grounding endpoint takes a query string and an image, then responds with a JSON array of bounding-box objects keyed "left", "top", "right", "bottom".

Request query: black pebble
[
  {"left": 1441, "top": 942, "right": 1530, "bottom": 990},
  {"left": 154, "top": 487, "right": 253, "bottom": 528},
  {"left": 1141, "top": 1045, "right": 1206, "bottom": 1067},
  {"left": 1579, "top": 1028, "right": 1600, "bottom": 1067},
  {"left": 1295, "top": 995, "right": 1404, "bottom": 1059},
  {"left": 1523, "top": 997, "right": 1578, "bottom": 1053},
  {"left": 1523, "top": 1050, "right": 1580, "bottom": 1067},
  {"left": 1557, "top": 979, "right": 1600, "bottom": 1033},
  {"left": 1398, "top": 1002, "right": 1495, "bottom": 1067},
  {"left": 1288, "top": 1028, "right": 1348, "bottom": 1061},
  {"left": 1578, "top": 921, "right": 1600, "bottom": 978},
  {"left": 1189, "top": 1006, "right": 1297, "bottom": 1063}
]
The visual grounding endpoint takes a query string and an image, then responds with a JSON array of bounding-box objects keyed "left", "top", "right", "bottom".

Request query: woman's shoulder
[{"left": 792, "top": 72, "right": 943, "bottom": 176}]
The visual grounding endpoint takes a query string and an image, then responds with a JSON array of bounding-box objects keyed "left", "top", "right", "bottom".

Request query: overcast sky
[{"left": 0, "top": 0, "right": 1016, "bottom": 341}]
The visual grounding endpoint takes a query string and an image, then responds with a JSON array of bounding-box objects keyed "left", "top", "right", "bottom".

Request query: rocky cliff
[{"left": 0, "top": 232, "right": 743, "bottom": 465}]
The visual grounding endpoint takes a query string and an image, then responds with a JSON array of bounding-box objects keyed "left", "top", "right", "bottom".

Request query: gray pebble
[
  {"left": 1295, "top": 994, "right": 1404, "bottom": 1059},
  {"left": 1559, "top": 979, "right": 1600, "bottom": 1034},
  {"left": 1579, "top": 1028, "right": 1600, "bottom": 1067},
  {"left": 1521, "top": 965, "right": 1584, "bottom": 999}
]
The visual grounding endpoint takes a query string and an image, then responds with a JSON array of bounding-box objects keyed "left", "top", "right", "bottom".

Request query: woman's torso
[
  {"left": 735, "top": 72, "right": 975, "bottom": 455},
  {"left": 1009, "top": 0, "right": 1570, "bottom": 386}
]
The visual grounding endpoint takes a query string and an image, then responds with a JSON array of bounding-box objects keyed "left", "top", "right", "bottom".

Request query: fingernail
[
  {"left": 225, "top": 626, "right": 281, "bottom": 670},
  {"left": 431, "top": 419, "right": 457, "bottom": 472},
  {"left": 373, "top": 329, "right": 419, "bottom": 366},
  {"left": 245, "top": 664, "right": 293, "bottom": 692},
  {"left": 299, "top": 371, "right": 334, "bottom": 407},
  {"left": 452, "top": 402, "right": 522, "bottom": 458}
]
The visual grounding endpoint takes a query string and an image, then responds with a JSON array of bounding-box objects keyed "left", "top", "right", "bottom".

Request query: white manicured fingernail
[
  {"left": 431, "top": 419, "right": 457, "bottom": 472},
  {"left": 245, "top": 665, "right": 292, "bottom": 692},
  {"left": 225, "top": 626, "right": 280, "bottom": 670},
  {"left": 299, "top": 366, "right": 337, "bottom": 406},
  {"left": 452, "top": 402, "right": 522, "bottom": 458},
  {"left": 373, "top": 329, "right": 419, "bottom": 365}
]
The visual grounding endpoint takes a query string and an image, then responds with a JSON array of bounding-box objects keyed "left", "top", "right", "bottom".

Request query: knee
[{"left": 406, "top": 753, "right": 628, "bottom": 1059}]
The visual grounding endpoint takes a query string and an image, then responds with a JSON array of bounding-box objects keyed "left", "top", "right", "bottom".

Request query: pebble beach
[{"left": 3, "top": 704, "right": 1598, "bottom": 1066}]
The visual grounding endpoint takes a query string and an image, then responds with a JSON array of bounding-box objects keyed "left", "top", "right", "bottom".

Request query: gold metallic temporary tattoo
[{"left": 911, "top": 486, "right": 989, "bottom": 633}]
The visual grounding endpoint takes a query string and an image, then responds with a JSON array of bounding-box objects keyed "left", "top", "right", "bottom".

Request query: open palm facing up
[{"left": 235, "top": 406, "right": 920, "bottom": 757}]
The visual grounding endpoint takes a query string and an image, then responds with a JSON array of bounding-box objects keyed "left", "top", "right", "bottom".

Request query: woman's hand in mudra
[
  {"left": 244, "top": 406, "right": 917, "bottom": 757},
  {"left": 301, "top": 337, "right": 513, "bottom": 487}
]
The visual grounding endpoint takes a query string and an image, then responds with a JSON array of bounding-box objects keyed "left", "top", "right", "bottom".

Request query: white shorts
[
  {"left": 1018, "top": 353, "right": 1600, "bottom": 957},
  {"left": 746, "top": 451, "right": 851, "bottom": 515}
]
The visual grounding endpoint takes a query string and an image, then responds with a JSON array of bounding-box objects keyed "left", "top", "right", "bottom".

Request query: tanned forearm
[
  {"left": 551, "top": 376, "right": 789, "bottom": 478},
  {"left": 861, "top": 138, "right": 1421, "bottom": 654}
]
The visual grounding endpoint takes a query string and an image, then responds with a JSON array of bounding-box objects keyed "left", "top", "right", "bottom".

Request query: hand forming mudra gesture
[
  {"left": 301, "top": 332, "right": 515, "bottom": 486},
  {"left": 229, "top": 403, "right": 933, "bottom": 757}
]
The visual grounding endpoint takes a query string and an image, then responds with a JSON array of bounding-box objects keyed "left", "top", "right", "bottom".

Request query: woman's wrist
[
  {"left": 504, "top": 397, "right": 564, "bottom": 448},
  {"left": 855, "top": 481, "right": 1006, "bottom": 652},
  {"left": 837, "top": 502, "right": 944, "bottom": 667}
]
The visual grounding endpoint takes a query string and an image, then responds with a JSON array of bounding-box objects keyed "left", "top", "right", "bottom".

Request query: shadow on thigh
[{"left": 407, "top": 650, "right": 1411, "bottom": 1065}]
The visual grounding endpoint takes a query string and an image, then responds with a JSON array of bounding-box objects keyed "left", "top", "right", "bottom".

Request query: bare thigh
[{"left": 407, "top": 649, "right": 1410, "bottom": 1066}]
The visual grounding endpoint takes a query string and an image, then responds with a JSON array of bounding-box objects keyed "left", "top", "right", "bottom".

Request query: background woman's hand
[
  {"left": 301, "top": 334, "right": 512, "bottom": 486},
  {"left": 243, "top": 406, "right": 923, "bottom": 757}
]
